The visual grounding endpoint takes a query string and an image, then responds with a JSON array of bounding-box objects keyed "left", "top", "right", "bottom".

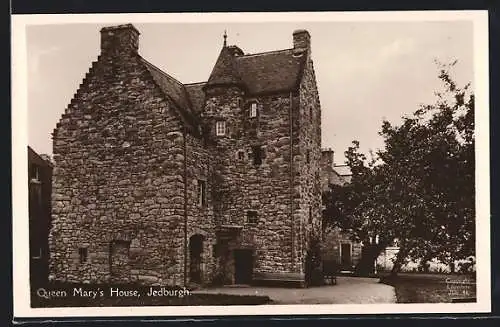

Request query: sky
[{"left": 26, "top": 20, "right": 473, "bottom": 165}]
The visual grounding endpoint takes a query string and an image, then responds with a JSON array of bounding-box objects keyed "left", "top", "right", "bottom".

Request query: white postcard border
[{"left": 12, "top": 10, "right": 490, "bottom": 318}]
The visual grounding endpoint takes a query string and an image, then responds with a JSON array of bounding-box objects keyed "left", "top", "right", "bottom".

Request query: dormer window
[
  {"left": 216, "top": 121, "right": 226, "bottom": 136},
  {"left": 249, "top": 102, "right": 258, "bottom": 118}
]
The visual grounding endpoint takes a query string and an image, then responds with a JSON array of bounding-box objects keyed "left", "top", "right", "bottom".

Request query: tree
[{"left": 322, "top": 61, "right": 475, "bottom": 276}]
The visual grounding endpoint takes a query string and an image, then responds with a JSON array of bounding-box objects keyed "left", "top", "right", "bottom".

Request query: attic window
[
  {"left": 216, "top": 121, "right": 226, "bottom": 136},
  {"left": 249, "top": 102, "right": 258, "bottom": 118}
]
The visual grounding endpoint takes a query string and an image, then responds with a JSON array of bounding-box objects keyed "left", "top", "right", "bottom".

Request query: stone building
[
  {"left": 49, "top": 24, "right": 323, "bottom": 286},
  {"left": 320, "top": 149, "right": 362, "bottom": 271},
  {"left": 320, "top": 148, "right": 349, "bottom": 191},
  {"left": 28, "top": 146, "right": 53, "bottom": 286}
]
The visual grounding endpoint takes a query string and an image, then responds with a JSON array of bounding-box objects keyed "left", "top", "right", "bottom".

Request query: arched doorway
[{"left": 189, "top": 234, "right": 204, "bottom": 284}]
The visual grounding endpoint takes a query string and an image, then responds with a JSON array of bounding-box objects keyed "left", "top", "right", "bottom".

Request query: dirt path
[{"left": 194, "top": 276, "right": 396, "bottom": 304}]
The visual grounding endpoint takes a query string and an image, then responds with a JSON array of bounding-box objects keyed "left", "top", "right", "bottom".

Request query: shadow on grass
[{"left": 379, "top": 273, "right": 476, "bottom": 303}]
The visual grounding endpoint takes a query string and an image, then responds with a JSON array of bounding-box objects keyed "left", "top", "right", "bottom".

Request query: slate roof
[
  {"left": 184, "top": 82, "right": 206, "bottom": 114},
  {"left": 140, "top": 57, "right": 199, "bottom": 128},
  {"left": 138, "top": 43, "right": 308, "bottom": 128},
  {"left": 206, "top": 46, "right": 243, "bottom": 87},
  {"left": 328, "top": 168, "right": 348, "bottom": 186},
  {"left": 235, "top": 49, "right": 306, "bottom": 94},
  {"left": 333, "top": 165, "right": 352, "bottom": 177}
]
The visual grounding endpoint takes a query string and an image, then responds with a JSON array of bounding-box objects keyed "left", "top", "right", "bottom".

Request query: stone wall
[
  {"left": 49, "top": 30, "right": 187, "bottom": 285},
  {"left": 202, "top": 85, "right": 301, "bottom": 276},
  {"left": 185, "top": 133, "right": 217, "bottom": 284},
  {"left": 297, "top": 55, "right": 323, "bottom": 273}
]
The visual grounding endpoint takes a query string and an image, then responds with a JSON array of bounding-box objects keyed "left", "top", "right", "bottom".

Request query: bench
[
  {"left": 323, "top": 261, "right": 340, "bottom": 285},
  {"left": 324, "top": 273, "right": 337, "bottom": 285},
  {"left": 252, "top": 272, "right": 306, "bottom": 288}
]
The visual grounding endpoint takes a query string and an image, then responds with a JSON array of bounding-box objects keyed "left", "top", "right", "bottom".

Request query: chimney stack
[
  {"left": 321, "top": 148, "right": 334, "bottom": 168},
  {"left": 292, "top": 29, "right": 311, "bottom": 55},
  {"left": 100, "top": 24, "right": 140, "bottom": 56}
]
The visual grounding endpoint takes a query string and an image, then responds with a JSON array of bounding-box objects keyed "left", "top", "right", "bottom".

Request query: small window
[
  {"left": 249, "top": 102, "right": 258, "bottom": 118},
  {"left": 198, "top": 180, "right": 207, "bottom": 207},
  {"left": 237, "top": 150, "right": 245, "bottom": 161},
  {"left": 252, "top": 145, "right": 263, "bottom": 165},
  {"left": 309, "top": 107, "right": 313, "bottom": 117},
  {"left": 216, "top": 121, "right": 226, "bottom": 136},
  {"left": 30, "top": 164, "right": 40, "bottom": 182},
  {"left": 247, "top": 210, "right": 258, "bottom": 224},
  {"left": 238, "top": 98, "right": 243, "bottom": 108},
  {"left": 79, "top": 247, "right": 88, "bottom": 263},
  {"left": 306, "top": 150, "right": 310, "bottom": 164},
  {"left": 32, "top": 248, "right": 42, "bottom": 260}
]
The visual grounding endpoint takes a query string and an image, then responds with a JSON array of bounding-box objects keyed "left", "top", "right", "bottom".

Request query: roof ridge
[
  {"left": 184, "top": 81, "right": 207, "bottom": 86},
  {"left": 139, "top": 56, "right": 186, "bottom": 88},
  {"left": 239, "top": 48, "right": 293, "bottom": 58}
]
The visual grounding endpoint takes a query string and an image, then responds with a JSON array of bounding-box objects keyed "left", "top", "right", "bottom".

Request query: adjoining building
[
  {"left": 28, "top": 146, "right": 53, "bottom": 286},
  {"left": 320, "top": 149, "right": 362, "bottom": 272},
  {"left": 49, "top": 24, "right": 323, "bottom": 286}
]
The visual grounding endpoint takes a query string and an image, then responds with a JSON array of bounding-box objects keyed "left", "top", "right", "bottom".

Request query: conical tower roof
[{"left": 206, "top": 41, "right": 243, "bottom": 88}]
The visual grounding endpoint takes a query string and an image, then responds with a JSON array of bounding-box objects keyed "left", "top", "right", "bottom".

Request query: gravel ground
[{"left": 194, "top": 276, "right": 396, "bottom": 304}]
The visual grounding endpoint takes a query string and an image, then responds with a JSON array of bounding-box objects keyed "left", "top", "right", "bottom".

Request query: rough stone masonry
[{"left": 49, "top": 24, "right": 323, "bottom": 286}]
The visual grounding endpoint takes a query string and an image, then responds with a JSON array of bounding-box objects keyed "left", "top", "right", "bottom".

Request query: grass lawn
[
  {"left": 379, "top": 273, "right": 476, "bottom": 303},
  {"left": 30, "top": 283, "right": 272, "bottom": 307}
]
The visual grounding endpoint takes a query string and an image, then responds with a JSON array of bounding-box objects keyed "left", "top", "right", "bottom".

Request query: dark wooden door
[
  {"left": 189, "top": 235, "right": 204, "bottom": 284},
  {"left": 341, "top": 243, "right": 352, "bottom": 269},
  {"left": 234, "top": 249, "right": 253, "bottom": 284}
]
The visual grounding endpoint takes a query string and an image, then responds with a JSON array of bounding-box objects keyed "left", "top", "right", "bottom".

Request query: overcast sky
[{"left": 26, "top": 20, "right": 473, "bottom": 164}]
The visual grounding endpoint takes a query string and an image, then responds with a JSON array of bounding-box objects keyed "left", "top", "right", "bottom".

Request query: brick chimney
[
  {"left": 100, "top": 24, "right": 140, "bottom": 56},
  {"left": 321, "top": 148, "right": 334, "bottom": 168},
  {"left": 293, "top": 29, "right": 311, "bottom": 55}
]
